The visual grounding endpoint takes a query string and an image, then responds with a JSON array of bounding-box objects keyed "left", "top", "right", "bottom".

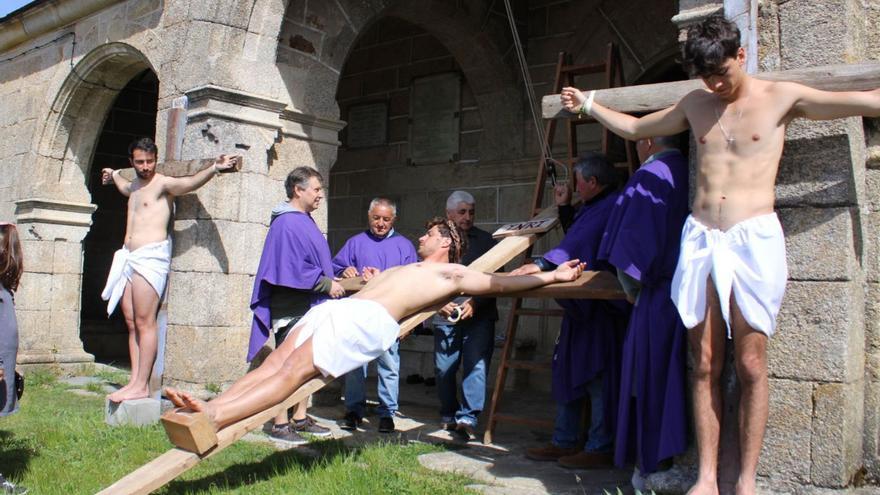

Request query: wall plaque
[
  {"left": 410, "top": 73, "right": 460, "bottom": 164},
  {"left": 346, "top": 102, "right": 387, "bottom": 148}
]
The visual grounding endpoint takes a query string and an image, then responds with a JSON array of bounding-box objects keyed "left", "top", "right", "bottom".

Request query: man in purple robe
[
  {"left": 597, "top": 136, "right": 689, "bottom": 487},
  {"left": 247, "top": 166, "right": 342, "bottom": 445},
  {"left": 333, "top": 197, "right": 417, "bottom": 433},
  {"left": 518, "top": 152, "right": 630, "bottom": 469}
]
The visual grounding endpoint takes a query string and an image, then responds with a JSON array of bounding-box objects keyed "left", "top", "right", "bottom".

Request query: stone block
[
  {"left": 174, "top": 172, "right": 243, "bottom": 222},
  {"left": 172, "top": 219, "right": 268, "bottom": 275},
  {"left": 498, "top": 185, "right": 535, "bottom": 222},
  {"left": 334, "top": 0, "right": 388, "bottom": 33},
  {"left": 237, "top": 172, "right": 285, "bottom": 225},
  {"left": 867, "top": 283, "right": 880, "bottom": 373},
  {"left": 105, "top": 398, "right": 161, "bottom": 427},
  {"left": 778, "top": 0, "right": 857, "bottom": 69},
  {"left": 16, "top": 310, "right": 51, "bottom": 351},
  {"left": 867, "top": 169, "right": 880, "bottom": 213},
  {"left": 778, "top": 207, "right": 857, "bottom": 282},
  {"left": 20, "top": 240, "right": 54, "bottom": 273},
  {"left": 16, "top": 272, "right": 52, "bottom": 311},
  {"left": 866, "top": 211, "right": 880, "bottom": 283},
  {"left": 51, "top": 273, "right": 81, "bottom": 312},
  {"left": 776, "top": 131, "right": 859, "bottom": 207},
  {"left": 757, "top": 379, "right": 813, "bottom": 482},
  {"left": 863, "top": 380, "right": 880, "bottom": 479},
  {"left": 166, "top": 272, "right": 253, "bottom": 327},
  {"left": 52, "top": 241, "right": 83, "bottom": 274},
  {"left": 811, "top": 381, "right": 864, "bottom": 487},
  {"left": 163, "top": 325, "right": 250, "bottom": 385},
  {"left": 770, "top": 281, "right": 864, "bottom": 383}
]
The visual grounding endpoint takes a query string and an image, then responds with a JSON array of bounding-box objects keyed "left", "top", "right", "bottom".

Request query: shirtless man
[
  {"left": 560, "top": 15, "right": 880, "bottom": 495},
  {"left": 164, "top": 218, "right": 585, "bottom": 433},
  {"left": 101, "top": 137, "right": 238, "bottom": 403}
]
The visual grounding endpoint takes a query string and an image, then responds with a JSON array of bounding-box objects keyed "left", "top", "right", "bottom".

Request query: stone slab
[
  {"left": 779, "top": 207, "right": 857, "bottom": 282},
  {"left": 105, "top": 397, "right": 161, "bottom": 427},
  {"left": 811, "top": 381, "right": 864, "bottom": 487}
]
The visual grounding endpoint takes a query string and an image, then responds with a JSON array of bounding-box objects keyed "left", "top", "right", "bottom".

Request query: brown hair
[
  {"left": 0, "top": 224, "right": 23, "bottom": 293},
  {"left": 425, "top": 217, "right": 467, "bottom": 264}
]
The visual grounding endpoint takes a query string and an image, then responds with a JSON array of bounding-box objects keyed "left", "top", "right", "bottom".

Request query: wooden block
[
  {"left": 492, "top": 217, "right": 559, "bottom": 239},
  {"left": 161, "top": 410, "right": 218, "bottom": 454}
]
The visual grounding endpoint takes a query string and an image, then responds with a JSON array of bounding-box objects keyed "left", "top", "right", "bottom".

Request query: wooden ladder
[{"left": 483, "top": 44, "right": 632, "bottom": 444}]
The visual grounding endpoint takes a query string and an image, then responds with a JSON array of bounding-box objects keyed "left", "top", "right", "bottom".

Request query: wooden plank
[
  {"left": 541, "top": 61, "right": 880, "bottom": 119},
  {"left": 116, "top": 157, "right": 242, "bottom": 181}
]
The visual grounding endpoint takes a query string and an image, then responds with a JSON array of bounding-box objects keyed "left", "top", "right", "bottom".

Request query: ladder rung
[
  {"left": 515, "top": 308, "right": 564, "bottom": 317},
  {"left": 504, "top": 359, "right": 551, "bottom": 371},
  {"left": 561, "top": 63, "right": 606, "bottom": 76},
  {"left": 492, "top": 414, "right": 555, "bottom": 429}
]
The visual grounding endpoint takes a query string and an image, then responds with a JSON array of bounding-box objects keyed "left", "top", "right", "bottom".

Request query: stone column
[{"left": 14, "top": 198, "right": 96, "bottom": 369}]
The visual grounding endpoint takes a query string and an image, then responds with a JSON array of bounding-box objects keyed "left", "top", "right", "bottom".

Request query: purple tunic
[
  {"left": 247, "top": 211, "right": 334, "bottom": 362},
  {"left": 544, "top": 190, "right": 630, "bottom": 430},
  {"left": 332, "top": 230, "right": 418, "bottom": 275},
  {"left": 598, "top": 149, "right": 690, "bottom": 473}
]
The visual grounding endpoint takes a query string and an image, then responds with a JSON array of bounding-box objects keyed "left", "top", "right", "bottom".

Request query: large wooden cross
[
  {"left": 114, "top": 157, "right": 242, "bottom": 182},
  {"left": 541, "top": 62, "right": 880, "bottom": 118}
]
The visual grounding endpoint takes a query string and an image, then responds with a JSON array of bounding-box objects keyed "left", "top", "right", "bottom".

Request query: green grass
[{"left": 0, "top": 372, "right": 477, "bottom": 494}]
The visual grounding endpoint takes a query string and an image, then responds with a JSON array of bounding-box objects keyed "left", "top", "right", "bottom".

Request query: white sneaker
[{"left": 631, "top": 467, "right": 648, "bottom": 492}]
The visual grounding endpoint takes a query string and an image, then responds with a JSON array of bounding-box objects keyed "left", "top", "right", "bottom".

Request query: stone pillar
[{"left": 14, "top": 198, "right": 96, "bottom": 369}]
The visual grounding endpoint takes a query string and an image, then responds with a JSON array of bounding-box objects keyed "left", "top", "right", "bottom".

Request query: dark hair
[
  {"left": 681, "top": 15, "right": 741, "bottom": 78},
  {"left": 128, "top": 137, "right": 158, "bottom": 158},
  {"left": 652, "top": 135, "right": 681, "bottom": 149},
  {"left": 284, "top": 167, "right": 324, "bottom": 199},
  {"left": 425, "top": 217, "right": 467, "bottom": 264},
  {"left": 0, "top": 224, "right": 23, "bottom": 293},
  {"left": 572, "top": 152, "right": 616, "bottom": 188}
]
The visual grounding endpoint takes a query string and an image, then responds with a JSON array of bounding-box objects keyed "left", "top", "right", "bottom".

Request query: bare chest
[{"left": 128, "top": 182, "right": 168, "bottom": 214}]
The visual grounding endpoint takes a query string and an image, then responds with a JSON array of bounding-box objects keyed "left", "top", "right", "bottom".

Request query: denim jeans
[
  {"left": 344, "top": 340, "right": 400, "bottom": 418},
  {"left": 434, "top": 317, "right": 495, "bottom": 426},
  {"left": 551, "top": 376, "right": 612, "bottom": 453}
]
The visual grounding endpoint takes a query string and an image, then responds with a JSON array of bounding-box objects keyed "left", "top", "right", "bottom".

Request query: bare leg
[
  {"left": 108, "top": 281, "right": 138, "bottom": 401},
  {"left": 166, "top": 337, "right": 320, "bottom": 430},
  {"left": 687, "top": 278, "right": 725, "bottom": 495},
  {"left": 110, "top": 274, "right": 160, "bottom": 402},
  {"left": 731, "top": 299, "right": 768, "bottom": 495}
]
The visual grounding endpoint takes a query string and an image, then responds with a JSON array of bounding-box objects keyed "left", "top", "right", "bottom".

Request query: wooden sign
[{"left": 492, "top": 217, "right": 558, "bottom": 239}]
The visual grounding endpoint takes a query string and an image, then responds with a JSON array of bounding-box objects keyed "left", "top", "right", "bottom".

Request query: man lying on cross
[{"left": 164, "top": 217, "right": 585, "bottom": 433}]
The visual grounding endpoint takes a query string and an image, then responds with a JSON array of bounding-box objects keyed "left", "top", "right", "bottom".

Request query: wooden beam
[
  {"left": 542, "top": 61, "right": 880, "bottom": 119},
  {"left": 97, "top": 210, "right": 556, "bottom": 495},
  {"left": 115, "top": 157, "right": 242, "bottom": 182}
]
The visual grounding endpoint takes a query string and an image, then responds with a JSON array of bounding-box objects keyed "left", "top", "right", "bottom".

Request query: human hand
[
  {"left": 554, "top": 183, "right": 571, "bottom": 206},
  {"left": 560, "top": 87, "right": 587, "bottom": 113},
  {"left": 362, "top": 267, "right": 380, "bottom": 281},
  {"left": 101, "top": 168, "right": 115, "bottom": 185},
  {"left": 458, "top": 299, "right": 474, "bottom": 321},
  {"left": 553, "top": 259, "right": 585, "bottom": 282},
  {"left": 329, "top": 280, "right": 346, "bottom": 298},
  {"left": 438, "top": 302, "right": 457, "bottom": 318},
  {"left": 341, "top": 266, "right": 358, "bottom": 278},
  {"left": 213, "top": 154, "right": 239, "bottom": 172},
  {"left": 0, "top": 367, "right": 4, "bottom": 382},
  {"left": 510, "top": 263, "right": 540, "bottom": 276}
]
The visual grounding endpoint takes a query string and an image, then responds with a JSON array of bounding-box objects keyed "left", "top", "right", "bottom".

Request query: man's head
[
  {"left": 636, "top": 135, "right": 681, "bottom": 163},
  {"left": 418, "top": 217, "right": 467, "bottom": 263},
  {"left": 367, "top": 197, "right": 397, "bottom": 238},
  {"left": 128, "top": 137, "right": 159, "bottom": 180},
  {"left": 681, "top": 15, "right": 746, "bottom": 100},
  {"left": 446, "top": 190, "right": 476, "bottom": 232},
  {"left": 572, "top": 152, "right": 615, "bottom": 202},
  {"left": 285, "top": 167, "right": 324, "bottom": 213}
]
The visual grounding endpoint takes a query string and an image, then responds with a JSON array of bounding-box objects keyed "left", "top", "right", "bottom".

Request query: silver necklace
[{"left": 715, "top": 93, "right": 748, "bottom": 149}]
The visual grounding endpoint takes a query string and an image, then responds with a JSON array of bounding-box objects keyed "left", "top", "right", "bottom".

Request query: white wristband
[
  {"left": 580, "top": 90, "right": 596, "bottom": 116},
  {"left": 212, "top": 163, "right": 220, "bottom": 174}
]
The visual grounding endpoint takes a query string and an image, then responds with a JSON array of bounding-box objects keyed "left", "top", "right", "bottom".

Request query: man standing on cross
[{"left": 561, "top": 15, "right": 880, "bottom": 495}]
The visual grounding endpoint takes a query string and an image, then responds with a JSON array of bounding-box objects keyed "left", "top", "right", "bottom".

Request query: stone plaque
[
  {"left": 347, "top": 102, "right": 388, "bottom": 148},
  {"left": 410, "top": 73, "right": 460, "bottom": 164}
]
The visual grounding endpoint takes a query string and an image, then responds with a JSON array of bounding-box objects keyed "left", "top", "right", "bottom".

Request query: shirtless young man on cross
[
  {"left": 561, "top": 15, "right": 880, "bottom": 495},
  {"left": 164, "top": 218, "right": 585, "bottom": 432},
  {"left": 101, "top": 137, "right": 238, "bottom": 403}
]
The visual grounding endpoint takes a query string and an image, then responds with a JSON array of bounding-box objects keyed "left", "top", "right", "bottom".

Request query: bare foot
[
  {"left": 165, "top": 389, "right": 219, "bottom": 428},
  {"left": 106, "top": 381, "right": 134, "bottom": 400},
  {"left": 165, "top": 387, "right": 187, "bottom": 407},
  {"left": 111, "top": 386, "right": 150, "bottom": 402},
  {"left": 687, "top": 480, "right": 720, "bottom": 495}
]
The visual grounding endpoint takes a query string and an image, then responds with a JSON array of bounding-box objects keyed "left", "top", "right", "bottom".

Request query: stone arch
[{"left": 33, "top": 42, "right": 156, "bottom": 204}]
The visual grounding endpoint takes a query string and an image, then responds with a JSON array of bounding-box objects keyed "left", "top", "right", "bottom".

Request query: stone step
[{"left": 105, "top": 397, "right": 161, "bottom": 427}]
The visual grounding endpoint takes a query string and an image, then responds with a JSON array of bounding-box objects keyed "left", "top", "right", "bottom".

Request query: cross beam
[
  {"left": 541, "top": 61, "right": 880, "bottom": 119},
  {"left": 115, "top": 157, "right": 243, "bottom": 182}
]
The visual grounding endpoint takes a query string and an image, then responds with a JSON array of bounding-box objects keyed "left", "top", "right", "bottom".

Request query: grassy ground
[{"left": 0, "top": 370, "right": 477, "bottom": 494}]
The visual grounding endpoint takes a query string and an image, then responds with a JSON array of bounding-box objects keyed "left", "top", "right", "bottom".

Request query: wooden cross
[
  {"left": 541, "top": 62, "right": 880, "bottom": 118},
  {"left": 114, "top": 157, "right": 243, "bottom": 182}
]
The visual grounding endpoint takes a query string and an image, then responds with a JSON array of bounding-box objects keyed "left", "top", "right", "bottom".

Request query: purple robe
[
  {"left": 598, "top": 149, "right": 690, "bottom": 473},
  {"left": 247, "top": 211, "right": 334, "bottom": 362},
  {"left": 544, "top": 190, "right": 631, "bottom": 432},
  {"left": 332, "top": 230, "right": 418, "bottom": 275}
]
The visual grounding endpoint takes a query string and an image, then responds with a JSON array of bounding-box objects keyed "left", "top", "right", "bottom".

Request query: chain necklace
[{"left": 715, "top": 91, "right": 749, "bottom": 149}]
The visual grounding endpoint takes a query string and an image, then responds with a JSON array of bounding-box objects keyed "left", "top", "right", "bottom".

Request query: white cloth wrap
[
  {"left": 101, "top": 239, "right": 172, "bottom": 316},
  {"left": 671, "top": 213, "right": 787, "bottom": 338},
  {"left": 291, "top": 298, "right": 399, "bottom": 378}
]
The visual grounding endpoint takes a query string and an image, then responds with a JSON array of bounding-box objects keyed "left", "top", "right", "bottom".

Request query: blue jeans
[
  {"left": 552, "top": 376, "right": 612, "bottom": 453},
  {"left": 344, "top": 341, "right": 400, "bottom": 418},
  {"left": 434, "top": 317, "right": 495, "bottom": 426}
]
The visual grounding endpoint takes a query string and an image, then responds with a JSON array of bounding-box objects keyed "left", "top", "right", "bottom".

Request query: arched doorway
[{"left": 79, "top": 69, "right": 159, "bottom": 363}]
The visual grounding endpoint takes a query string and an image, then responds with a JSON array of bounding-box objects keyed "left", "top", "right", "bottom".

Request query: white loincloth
[
  {"left": 101, "top": 239, "right": 172, "bottom": 316},
  {"left": 670, "top": 213, "right": 787, "bottom": 338},
  {"left": 289, "top": 298, "right": 399, "bottom": 378}
]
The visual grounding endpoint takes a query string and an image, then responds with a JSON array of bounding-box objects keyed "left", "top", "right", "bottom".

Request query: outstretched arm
[
  {"left": 164, "top": 155, "right": 239, "bottom": 196},
  {"left": 785, "top": 82, "right": 880, "bottom": 121},
  {"left": 560, "top": 86, "right": 690, "bottom": 140},
  {"left": 454, "top": 260, "right": 585, "bottom": 296},
  {"left": 102, "top": 168, "right": 132, "bottom": 197}
]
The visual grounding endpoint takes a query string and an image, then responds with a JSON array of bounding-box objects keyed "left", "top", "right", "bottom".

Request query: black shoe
[
  {"left": 378, "top": 416, "right": 395, "bottom": 433},
  {"left": 455, "top": 422, "right": 477, "bottom": 441},
  {"left": 268, "top": 423, "right": 309, "bottom": 446},
  {"left": 293, "top": 415, "right": 332, "bottom": 437},
  {"left": 440, "top": 421, "right": 456, "bottom": 431},
  {"left": 339, "top": 411, "right": 362, "bottom": 431}
]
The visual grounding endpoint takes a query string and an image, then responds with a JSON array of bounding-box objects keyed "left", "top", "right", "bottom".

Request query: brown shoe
[
  {"left": 525, "top": 444, "right": 580, "bottom": 462},
  {"left": 557, "top": 450, "right": 614, "bottom": 469}
]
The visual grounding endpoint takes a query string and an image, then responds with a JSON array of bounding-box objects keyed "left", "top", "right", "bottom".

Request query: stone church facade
[{"left": 0, "top": 0, "right": 878, "bottom": 490}]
